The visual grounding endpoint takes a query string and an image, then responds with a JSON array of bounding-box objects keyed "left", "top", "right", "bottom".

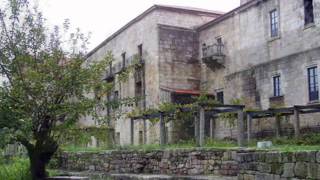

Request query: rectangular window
[
  {"left": 304, "top": 0, "right": 314, "bottom": 25},
  {"left": 138, "top": 44, "right": 143, "bottom": 59},
  {"left": 116, "top": 132, "right": 120, "bottom": 145},
  {"left": 217, "top": 91, "right": 224, "bottom": 104},
  {"left": 216, "top": 37, "right": 223, "bottom": 55},
  {"left": 114, "top": 91, "right": 119, "bottom": 101},
  {"left": 121, "top": 52, "right": 126, "bottom": 68},
  {"left": 308, "top": 67, "right": 319, "bottom": 101},
  {"left": 270, "top": 9, "right": 279, "bottom": 37},
  {"left": 273, "top": 75, "right": 281, "bottom": 97}
]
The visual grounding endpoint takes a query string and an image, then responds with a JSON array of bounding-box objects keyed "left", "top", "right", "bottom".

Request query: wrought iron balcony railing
[{"left": 202, "top": 43, "right": 225, "bottom": 66}]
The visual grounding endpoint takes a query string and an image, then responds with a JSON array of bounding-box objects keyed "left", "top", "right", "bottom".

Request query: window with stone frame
[
  {"left": 121, "top": 52, "right": 126, "bottom": 68},
  {"left": 273, "top": 75, "right": 281, "bottom": 97},
  {"left": 138, "top": 44, "right": 143, "bottom": 59},
  {"left": 115, "top": 132, "right": 120, "bottom": 145},
  {"left": 304, "top": 0, "right": 314, "bottom": 25},
  {"left": 270, "top": 9, "right": 279, "bottom": 37},
  {"left": 216, "top": 91, "right": 224, "bottom": 104},
  {"left": 308, "top": 66, "right": 319, "bottom": 101}
]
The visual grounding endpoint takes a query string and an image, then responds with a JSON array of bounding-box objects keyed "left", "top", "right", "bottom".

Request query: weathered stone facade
[
  {"left": 198, "top": 0, "right": 320, "bottom": 139},
  {"left": 82, "top": 5, "right": 221, "bottom": 145},
  {"left": 84, "top": 0, "right": 320, "bottom": 145},
  {"left": 57, "top": 149, "right": 320, "bottom": 179}
]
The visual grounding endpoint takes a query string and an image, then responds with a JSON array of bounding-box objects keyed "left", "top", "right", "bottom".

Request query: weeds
[{"left": 0, "top": 158, "right": 31, "bottom": 180}]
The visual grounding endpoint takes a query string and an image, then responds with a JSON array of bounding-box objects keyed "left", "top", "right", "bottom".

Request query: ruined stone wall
[
  {"left": 199, "top": 0, "right": 320, "bottom": 138},
  {"left": 58, "top": 149, "right": 320, "bottom": 179}
]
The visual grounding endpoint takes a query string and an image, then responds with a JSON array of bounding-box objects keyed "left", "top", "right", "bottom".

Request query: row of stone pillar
[
  {"left": 246, "top": 108, "right": 301, "bottom": 143},
  {"left": 130, "top": 107, "right": 246, "bottom": 147},
  {"left": 130, "top": 107, "right": 302, "bottom": 147}
]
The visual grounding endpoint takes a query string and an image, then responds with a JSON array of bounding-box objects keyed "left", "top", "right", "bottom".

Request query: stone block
[
  {"left": 254, "top": 173, "right": 274, "bottom": 180},
  {"left": 308, "top": 163, "right": 320, "bottom": 179},
  {"left": 265, "top": 152, "right": 281, "bottom": 163},
  {"left": 282, "top": 163, "right": 294, "bottom": 178},
  {"left": 281, "top": 152, "right": 295, "bottom": 163},
  {"left": 257, "top": 163, "right": 271, "bottom": 173},
  {"left": 294, "top": 162, "right": 308, "bottom": 178},
  {"left": 316, "top": 152, "right": 320, "bottom": 163},
  {"left": 295, "top": 152, "right": 309, "bottom": 162},
  {"left": 270, "top": 163, "right": 283, "bottom": 175},
  {"left": 243, "top": 174, "right": 255, "bottom": 180}
]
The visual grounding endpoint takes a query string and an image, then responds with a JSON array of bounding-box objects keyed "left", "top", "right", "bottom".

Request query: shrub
[{"left": 0, "top": 158, "right": 31, "bottom": 180}]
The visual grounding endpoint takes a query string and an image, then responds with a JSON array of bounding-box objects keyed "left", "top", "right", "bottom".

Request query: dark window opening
[
  {"left": 308, "top": 66, "right": 319, "bottom": 101},
  {"left": 273, "top": 75, "right": 281, "bottom": 97},
  {"left": 216, "top": 37, "right": 223, "bottom": 55},
  {"left": 114, "top": 91, "right": 119, "bottom": 101},
  {"left": 304, "top": 0, "right": 314, "bottom": 25},
  {"left": 216, "top": 37, "right": 222, "bottom": 44},
  {"left": 270, "top": 9, "right": 279, "bottom": 37},
  {"left": 135, "top": 82, "right": 143, "bottom": 107},
  {"left": 116, "top": 132, "right": 120, "bottom": 145},
  {"left": 217, "top": 91, "right": 224, "bottom": 104},
  {"left": 121, "top": 52, "right": 126, "bottom": 68},
  {"left": 138, "top": 44, "right": 143, "bottom": 59}
]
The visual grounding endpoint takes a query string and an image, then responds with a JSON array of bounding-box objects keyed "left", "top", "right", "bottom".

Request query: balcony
[{"left": 202, "top": 44, "right": 225, "bottom": 67}]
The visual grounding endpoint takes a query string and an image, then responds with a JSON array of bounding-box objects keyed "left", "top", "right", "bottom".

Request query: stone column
[
  {"left": 247, "top": 113, "right": 252, "bottom": 143},
  {"left": 199, "top": 107, "right": 205, "bottom": 147},
  {"left": 275, "top": 115, "right": 281, "bottom": 138},
  {"left": 194, "top": 112, "right": 199, "bottom": 146},
  {"left": 293, "top": 108, "right": 300, "bottom": 138},
  {"left": 210, "top": 117, "right": 215, "bottom": 139},
  {"left": 130, "top": 118, "right": 134, "bottom": 145},
  {"left": 237, "top": 110, "right": 245, "bottom": 147},
  {"left": 143, "top": 119, "right": 147, "bottom": 144},
  {"left": 159, "top": 113, "right": 165, "bottom": 146}
]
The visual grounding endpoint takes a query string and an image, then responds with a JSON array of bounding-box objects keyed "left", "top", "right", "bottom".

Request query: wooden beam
[
  {"left": 237, "top": 110, "right": 245, "bottom": 147},
  {"left": 293, "top": 108, "right": 300, "bottom": 138},
  {"left": 199, "top": 107, "right": 205, "bottom": 147},
  {"left": 199, "top": 103, "right": 245, "bottom": 109},
  {"left": 295, "top": 104, "right": 320, "bottom": 110},
  {"left": 300, "top": 109, "right": 320, "bottom": 114},
  {"left": 247, "top": 113, "right": 252, "bottom": 143},
  {"left": 159, "top": 113, "right": 165, "bottom": 146},
  {"left": 130, "top": 118, "right": 134, "bottom": 145}
]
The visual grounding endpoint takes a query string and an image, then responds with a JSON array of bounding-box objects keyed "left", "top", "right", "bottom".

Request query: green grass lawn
[{"left": 61, "top": 133, "right": 320, "bottom": 153}]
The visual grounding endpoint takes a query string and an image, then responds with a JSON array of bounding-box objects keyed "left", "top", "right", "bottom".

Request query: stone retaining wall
[
  {"left": 58, "top": 149, "right": 320, "bottom": 179},
  {"left": 238, "top": 151, "right": 320, "bottom": 180}
]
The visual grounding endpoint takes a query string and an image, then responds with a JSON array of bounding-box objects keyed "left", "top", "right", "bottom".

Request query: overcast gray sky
[{"left": 39, "top": 0, "right": 240, "bottom": 51}]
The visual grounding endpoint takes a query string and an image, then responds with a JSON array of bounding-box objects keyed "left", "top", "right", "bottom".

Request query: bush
[
  {"left": 0, "top": 158, "right": 31, "bottom": 180},
  {"left": 272, "top": 133, "right": 320, "bottom": 146}
]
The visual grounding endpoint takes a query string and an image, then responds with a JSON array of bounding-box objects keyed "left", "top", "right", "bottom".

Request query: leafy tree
[{"left": 0, "top": 0, "right": 117, "bottom": 179}]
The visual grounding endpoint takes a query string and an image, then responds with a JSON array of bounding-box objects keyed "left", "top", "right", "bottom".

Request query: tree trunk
[
  {"left": 30, "top": 152, "right": 47, "bottom": 180},
  {"left": 27, "top": 138, "right": 58, "bottom": 180}
]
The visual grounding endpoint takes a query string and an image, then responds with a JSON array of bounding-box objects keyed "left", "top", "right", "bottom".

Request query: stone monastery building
[{"left": 83, "top": 0, "right": 320, "bottom": 145}]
